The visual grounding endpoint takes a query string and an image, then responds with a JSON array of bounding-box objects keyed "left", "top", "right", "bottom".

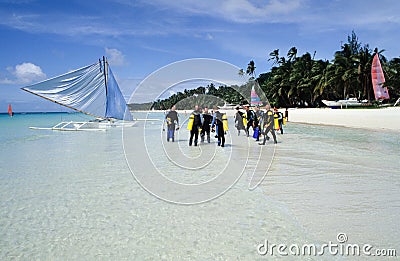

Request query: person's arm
[
  {"left": 211, "top": 114, "right": 216, "bottom": 128},
  {"left": 163, "top": 113, "right": 168, "bottom": 131}
]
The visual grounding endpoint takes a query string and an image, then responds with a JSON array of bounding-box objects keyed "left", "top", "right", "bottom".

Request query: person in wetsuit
[
  {"left": 201, "top": 106, "right": 213, "bottom": 143},
  {"left": 164, "top": 104, "right": 179, "bottom": 142},
  {"left": 259, "top": 104, "right": 277, "bottom": 145},
  {"left": 189, "top": 105, "right": 202, "bottom": 146},
  {"left": 234, "top": 107, "right": 246, "bottom": 136},
  {"left": 244, "top": 104, "right": 256, "bottom": 137},
  {"left": 211, "top": 105, "right": 225, "bottom": 147},
  {"left": 253, "top": 106, "right": 263, "bottom": 141},
  {"left": 274, "top": 108, "right": 284, "bottom": 134}
]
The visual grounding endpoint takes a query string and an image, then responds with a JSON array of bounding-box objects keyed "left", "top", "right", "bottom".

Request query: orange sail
[
  {"left": 371, "top": 53, "right": 390, "bottom": 100},
  {"left": 8, "top": 104, "right": 13, "bottom": 116}
]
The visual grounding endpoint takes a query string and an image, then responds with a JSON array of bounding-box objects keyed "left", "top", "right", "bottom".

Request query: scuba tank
[
  {"left": 242, "top": 114, "right": 248, "bottom": 127},
  {"left": 273, "top": 113, "right": 280, "bottom": 130},
  {"left": 187, "top": 114, "right": 194, "bottom": 130},
  {"left": 222, "top": 113, "right": 229, "bottom": 131}
]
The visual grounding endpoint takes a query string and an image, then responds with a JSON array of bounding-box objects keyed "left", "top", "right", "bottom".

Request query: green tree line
[
  {"left": 133, "top": 31, "right": 400, "bottom": 110},
  {"left": 258, "top": 31, "right": 400, "bottom": 107}
]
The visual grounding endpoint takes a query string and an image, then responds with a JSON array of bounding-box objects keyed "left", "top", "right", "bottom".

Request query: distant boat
[
  {"left": 322, "top": 98, "right": 371, "bottom": 109},
  {"left": 322, "top": 53, "right": 389, "bottom": 109},
  {"left": 8, "top": 104, "right": 14, "bottom": 117},
  {"left": 250, "top": 85, "right": 262, "bottom": 107},
  {"left": 371, "top": 53, "right": 390, "bottom": 100},
  {"left": 21, "top": 57, "right": 134, "bottom": 131},
  {"left": 220, "top": 103, "right": 238, "bottom": 110}
]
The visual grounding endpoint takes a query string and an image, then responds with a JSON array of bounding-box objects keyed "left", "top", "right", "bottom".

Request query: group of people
[
  {"left": 163, "top": 104, "right": 227, "bottom": 147},
  {"left": 164, "top": 103, "right": 285, "bottom": 147},
  {"left": 234, "top": 104, "right": 285, "bottom": 145}
]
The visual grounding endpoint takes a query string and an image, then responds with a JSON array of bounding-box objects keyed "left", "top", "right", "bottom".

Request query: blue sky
[{"left": 1, "top": 0, "right": 399, "bottom": 112}]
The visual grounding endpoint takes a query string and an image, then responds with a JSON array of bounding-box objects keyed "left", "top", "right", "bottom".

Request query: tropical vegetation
[{"left": 133, "top": 31, "right": 400, "bottom": 110}]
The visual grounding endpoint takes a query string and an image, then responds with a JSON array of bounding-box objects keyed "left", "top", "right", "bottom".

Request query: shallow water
[{"left": 0, "top": 112, "right": 399, "bottom": 259}]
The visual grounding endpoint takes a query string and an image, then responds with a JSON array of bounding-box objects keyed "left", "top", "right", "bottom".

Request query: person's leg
[
  {"left": 255, "top": 126, "right": 260, "bottom": 141},
  {"left": 271, "top": 129, "right": 277, "bottom": 144},
  {"left": 189, "top": 129, "right": 194, "bottom": 146},
  {"left": 206, "top": 129, "right": 211, "bottom": 143},
  {"left": 167, "top": 128, "right": 171, "bottom": 142},
  {"left": 194, "top": 127, "right": 199, "bottom": 146},
  {"left": 259, "top": 126, "right": 271, "bottom": 145},
  {"left": 166, "top": 128, "right": 170, "bottom": 142},
  {"left": 200, "top": 128, "right": 205, "bottom": 142}
]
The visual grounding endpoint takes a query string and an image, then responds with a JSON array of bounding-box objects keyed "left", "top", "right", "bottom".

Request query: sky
[{"left": 0, "top": 0, "right": 399, "bottom": 112}]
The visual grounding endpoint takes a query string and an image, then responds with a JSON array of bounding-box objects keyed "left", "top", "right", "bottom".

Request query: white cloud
[
  {"left": 1, "top": 62, "right": 46, "bottom": 85},
  {"left": 141, "top": 0, "right": 304, "bottom": 23},
  {"left": 105, "top": 48, "right": 126, "bottom": 66}
]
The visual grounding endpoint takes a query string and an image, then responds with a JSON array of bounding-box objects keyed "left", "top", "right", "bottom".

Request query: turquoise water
[{"left": 0, "top": 112, "right": 399, "bottom": 259}]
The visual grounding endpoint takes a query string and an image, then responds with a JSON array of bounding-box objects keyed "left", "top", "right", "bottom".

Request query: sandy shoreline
[
  {"left": 132, "top": 107, "right": 400, "bottom": 132},
  {"left": 285, "top": 107, "right": 400, "bottom": 132}
]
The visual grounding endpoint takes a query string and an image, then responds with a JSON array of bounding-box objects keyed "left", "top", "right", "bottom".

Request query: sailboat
[
  {"left": 322, "top": 52, "right": 389, "bottom": 108},
  {"left": 21, "top": 57, "right": 134, "bottom": 131},
  {"left": 8, "top": 104, "right": 14, "bottom": 117},
  {"left": 250, "top": 85, "right": 262, "bottom": 107},
  {"left": 371, "top": 52, "right": 390, "bottom": 100}
]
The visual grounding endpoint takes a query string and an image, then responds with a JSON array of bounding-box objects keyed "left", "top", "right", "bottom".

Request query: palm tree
[
  {"left": 246, "top": 60, "right": 256, "bottom": 78},
  {"left": 287, "top": 47, "right": 297, "bottom": 62},
  {"left": 268, "top": 49, "right": 280, "bottom": 65}
]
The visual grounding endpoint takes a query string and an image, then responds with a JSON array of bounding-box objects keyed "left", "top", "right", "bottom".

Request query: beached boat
[
  {"left": 371, "top": 52, "right": 390, "bottom": 100},
  {"left": 219, "top": 103, "right": 238, "bottom": 110},
  {"left": 321, "top": 98, "right": 371, "bottom": 108},
  {"left": 21, "top": 57, "right": 134, "bottom": 131},
  {"left": 322, "top": 53, "right": 390, "bottom": 109}
]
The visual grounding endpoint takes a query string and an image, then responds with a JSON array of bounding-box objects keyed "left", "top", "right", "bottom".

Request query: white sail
[{"left": 22, "top": 58, "right": 132, "bottom": 121}]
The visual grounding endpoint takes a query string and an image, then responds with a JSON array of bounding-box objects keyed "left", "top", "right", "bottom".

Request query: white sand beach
[
  {"left": 140, "top": 106, "right": 400, "bottom": 132},
  {"left": 164, "top": 107, "right": 400, "bottom": 132},
  {"left": 285, "top": 107, "right": 400, "bottom": 132}
]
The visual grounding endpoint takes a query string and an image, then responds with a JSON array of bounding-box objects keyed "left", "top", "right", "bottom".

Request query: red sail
[
  {"left": 8, "top": 104, "right": 13, "bottom": 116},
  {"left": 371, "top": 53, "right": 390, "bottom": 100}
]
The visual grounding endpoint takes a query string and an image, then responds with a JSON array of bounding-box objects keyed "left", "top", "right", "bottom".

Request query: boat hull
[{"left": 322, "top": 99, "right": 371, "bottom": 109}]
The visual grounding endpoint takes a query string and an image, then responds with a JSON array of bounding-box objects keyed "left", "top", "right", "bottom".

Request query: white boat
[
  {"left": 322, "top": 98, "right": 370, "bottom": 108},
  {"left": 219, "top": 103, "right": 238, "bottom": 110},
  {"left": 21, "top": 57, "right": 134, "bottom": 131},
  {"left": 322, "top": 53, "right": 390, "bottom": 109}
]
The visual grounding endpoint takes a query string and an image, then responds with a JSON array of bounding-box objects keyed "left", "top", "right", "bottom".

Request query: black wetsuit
[
  {"left": 212, "top": 111, "right": 225, "bottom": 147},
  {"left": 201, "top": 112, "right": 213, "bottom": 143},
  {"left": 245, "top": 109, "right": 256, "bottom": 137},
  {"left": 189, "top": 110, "right": 202, "bottom": 146},
  {"left": 260, "top": 109, "right": 277, "bottom": 145},
  {"left": 275, "top": 111, "right": 284, "bottom": 134}
]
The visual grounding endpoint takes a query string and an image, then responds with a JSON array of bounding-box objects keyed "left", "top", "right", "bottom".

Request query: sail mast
[{"left": 103, "top": 56, "right": 108, "bottom": 96}]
